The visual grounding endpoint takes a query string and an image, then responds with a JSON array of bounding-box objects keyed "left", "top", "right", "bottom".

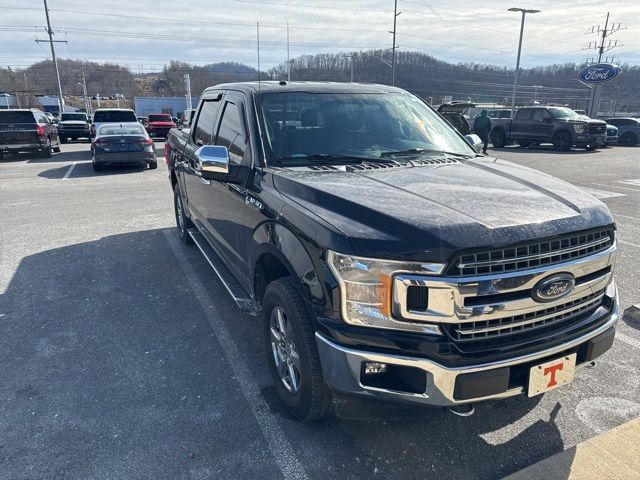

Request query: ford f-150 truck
[
  {"left": 490, "top": 106, "right": 607, "bottom": 151},
  {"left": 166, "top": 82, "right": 618, "bottom": 421}
]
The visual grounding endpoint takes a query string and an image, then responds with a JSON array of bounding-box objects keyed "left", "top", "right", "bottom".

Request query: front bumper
[
  {"left": 574, "top": 134, "right": 606, "bottom": 146},
  {"left": 316, "top": 284, "right": 619, "bottom": 407},
  {"left": 0, "top": 142, "right": 45, "bottom": 151}
]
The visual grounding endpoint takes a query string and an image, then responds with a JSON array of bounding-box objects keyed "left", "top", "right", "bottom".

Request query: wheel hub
[{"left": 270, "top": 306, "right": 301, "bottom": 395}]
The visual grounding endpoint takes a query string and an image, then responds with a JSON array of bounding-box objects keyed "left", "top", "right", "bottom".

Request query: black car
[
  {"left": 91, "top": 122, "right": 157, "bottom": 171},
  {"left": 0, "top": 108, "right": 61, "bottom": 159},
  {"left": 57, "top": 112, "right": 91, "bottom": 143},
  {"left": 166, "top": 82, "right": 618, "bottom": 421}
]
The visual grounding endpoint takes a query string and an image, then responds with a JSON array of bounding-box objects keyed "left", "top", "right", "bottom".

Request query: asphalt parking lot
[{"left": 1, "top": 142, "right": 639, "bottom": 480}]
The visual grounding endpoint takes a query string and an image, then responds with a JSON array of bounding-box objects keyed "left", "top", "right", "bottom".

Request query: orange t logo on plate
[{"left": 544, "top": 363, "right": 564, "bottom": 387}]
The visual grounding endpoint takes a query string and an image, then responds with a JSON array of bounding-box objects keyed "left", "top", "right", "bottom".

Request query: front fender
[{"left": 250, "top": 222, "right": 331, "bottom": 308}]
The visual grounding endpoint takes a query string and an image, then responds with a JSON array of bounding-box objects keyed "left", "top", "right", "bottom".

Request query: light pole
[
  {"left": 508, "top": 7, "right": 540, "bottom": 118},
  {"left": 342, "top": 55, "right": 354, "bottom": 82},
  {"left": 390, "top": 0, "right": 401, "bottom": 86}
]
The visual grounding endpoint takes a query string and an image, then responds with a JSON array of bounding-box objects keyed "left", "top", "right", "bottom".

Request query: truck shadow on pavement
[
  {"left": 38, "top": 162, "right": 147, "bottom": 179},
  {"left": 26, "top": 149, "right": 93, "bottom": 164},
  {"left": 0, "top": 228, "right": 575, "bottom": 480}
]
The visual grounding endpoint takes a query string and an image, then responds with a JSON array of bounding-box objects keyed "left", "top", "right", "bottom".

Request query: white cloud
[{"left": 0, "top": 0, "right": 638, "bottom": 70}]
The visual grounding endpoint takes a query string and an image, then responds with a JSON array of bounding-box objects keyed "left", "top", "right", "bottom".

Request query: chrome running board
[{"left": 187, "top": 228, "right": 257, "bottom": 315}]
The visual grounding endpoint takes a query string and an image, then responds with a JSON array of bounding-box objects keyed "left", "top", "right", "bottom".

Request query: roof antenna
[{"left": 257, "top": 22, "right": 261, "bottom": 92}]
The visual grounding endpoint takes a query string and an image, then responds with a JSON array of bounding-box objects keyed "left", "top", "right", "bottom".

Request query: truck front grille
[
  {"left": 589, "top": 124, "right": 607, "bottom": 133},
  {"left": 445, "top": 289, "right": 606, "bottom": 342},
  {"left": 448, "top": 228, "right": 614, "bottom": 277}
]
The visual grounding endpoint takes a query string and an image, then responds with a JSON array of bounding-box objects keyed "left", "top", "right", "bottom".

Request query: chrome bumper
[{"left": 316, "top": 282, "right": 619, "bottom": 407}]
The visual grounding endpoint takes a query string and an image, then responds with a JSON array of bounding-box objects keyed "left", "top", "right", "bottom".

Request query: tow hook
[{"left": 449, "top": 404, "right": 475, "bottom": 417}]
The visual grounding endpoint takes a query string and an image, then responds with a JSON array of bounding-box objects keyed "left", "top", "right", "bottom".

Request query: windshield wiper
[{"left": 380, "top": 148, "right": 475, "bottom": 159}]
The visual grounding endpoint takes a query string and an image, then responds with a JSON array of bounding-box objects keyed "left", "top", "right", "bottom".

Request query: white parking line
[
  {"left": 62, "top": 162, "right": 76, "bottom": 180},
  {"left": 590, "top": 183, "right": 640, "bottom": 193},
  {"left": 580, "top": 187, "right": 625, "bottom": 199},
  {"left": 163, "top": 230, "right": 308, "bottom": 480},
  {"left": 619, "top": 240, "right": 640, "bottom": 249},
  {"left": 617, "top": 332, "right": 640, "bottom": 350},
  {"left": 618, "top": 179, "right": 640, "bottom": 187},
  {"left": 613, "top": 213, "right": 640, "bottom": 222}
]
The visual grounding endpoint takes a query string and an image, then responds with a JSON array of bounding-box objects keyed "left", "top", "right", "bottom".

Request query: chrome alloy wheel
[{"left": 270, "top": 306, "right": 301, "bottom": 395}]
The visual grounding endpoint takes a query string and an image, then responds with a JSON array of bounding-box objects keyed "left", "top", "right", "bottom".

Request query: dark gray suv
[{"left": 605, "top": 118, "right": 640, "bottom": 146}]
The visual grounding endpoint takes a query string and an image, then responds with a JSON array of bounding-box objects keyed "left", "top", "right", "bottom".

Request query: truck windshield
[
  {"left": 257, "top": 92, "right": 475, "bottom": 164},
  {"left": 61, "top": 113, "right": 86, "bottom": 121},
  {"left": 548, "top": 107, "right": 580, "bottom": 119}
]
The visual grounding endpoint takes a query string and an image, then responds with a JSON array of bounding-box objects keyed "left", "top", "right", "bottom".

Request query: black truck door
[
  {"left": 182, "top": 92, "right": 224, "bottom": 230},
  {"left": 198, "top": 93, "right": 252, "bottom": 285}
]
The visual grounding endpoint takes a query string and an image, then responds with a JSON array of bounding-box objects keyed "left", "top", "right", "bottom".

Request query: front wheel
[
  {"left": 622, "top": 132, "right": 638, "bottom": 146},
  {"left": 553, "top": 132, "right": 572, "bottom": 151},
  {"left": 263, "top": 277, "right": 332, "bottom": 422},
  {"left": 173, "top": 184, "right": 194, "bottom": 244},
  {"left": 491, "top": 129, "right": 506, "bottom": 148},
  {"left": 148, "top": 160, "right": 158, "bottom": 170}
]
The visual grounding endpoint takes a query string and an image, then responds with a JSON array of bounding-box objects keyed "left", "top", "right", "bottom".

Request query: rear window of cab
[
  {"left": 0, "top": 111, "right": 36, "bottom": 123},
  {"left": 93, "top": 110, "right": 137, "bottom": 123}
]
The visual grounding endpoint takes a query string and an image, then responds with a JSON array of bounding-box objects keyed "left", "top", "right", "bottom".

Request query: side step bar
[{"left": 187, "top": 228, "right": 257, "bottom": 315}]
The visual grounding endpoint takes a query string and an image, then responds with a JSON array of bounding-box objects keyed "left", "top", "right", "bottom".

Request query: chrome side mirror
[
  {"left": 464, "top": 134, "right": 483, "bottom": 153},
  {"left": 195, "top": 145, "right": 229, "bottom": 174}
]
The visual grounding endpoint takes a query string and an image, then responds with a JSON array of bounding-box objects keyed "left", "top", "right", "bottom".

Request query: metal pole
[
  {"left": 23, "top": 73, "right": 30, "bottom": 107},
  {"left": 350, "top": 57, "right": 354, "bottom": 82},
  {"left": 510, "top": 10, "right": 526, "bottom": 118},
  {"left": 42, "top": 0, "right": 64, "bottom": 113},
  {"left": 286, "top": 22, "right": 290, "bottom": 82},
  {"left": 184, "top": 73, "right": 192, "bottom": 112},
  {"left": 587, "top": 12, "right": 610, "bottom": 118},
  {"left": 257, "top": 23, "right": 261, "bottom": 89},
  {"left": 81, "top": 64, "right": 90, "bottom": 115},
  {"left": 391, "top": 0, "right": 398, "bottom": 86}
]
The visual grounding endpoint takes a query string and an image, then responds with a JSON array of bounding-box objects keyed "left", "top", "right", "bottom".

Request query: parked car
[
  {"left": 605, "top": 118, "right": 640, "bottom": 146},
  {"left": 605, "top": 124, "right": 618, "bottom": 146},
  {"left": 166, "top": 81, "right": 618, "bottom": 421},
  {"left": 0, "top": 108, "right": 61, "bottom": 159},
  {"left": 57, "top": 112, "right": 91, "bottom": 143},
  {"left": 145, "top": 113, "right": 176, "bottom": 139},
  {"left": 91, "top": 122, "right": 157, "bottom": 172},
  {"left": 491, "top": 106, "right": 607, "bottom": 151},
  {"left": 90, "top": 108, "right": 138, "bottom": 138},
  {"left": 437, "top": 101, "right": 474, "bottom": 135}
]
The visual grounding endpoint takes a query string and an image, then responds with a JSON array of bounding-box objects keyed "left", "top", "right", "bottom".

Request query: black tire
[
  {"left": 173, "top": 183, "right": 194, "bottom": 244},
  {"left": 622, "top": 132, "right": 638, "bottom": 146},
  {"left": 553, "top": 132, "right": 572, "bottom": 151},
  {"left": 263, "top": 277, "right": 332, "bottom": 422},
  {"left": 491, "top": 129, "right": 506, "bottom": 148},
  {"left": 518, "top": 141, "right": 531, "bottom": 148},
  {"left": 92, "top": 162, "right": 103, "bottom": 172},
  {"left": 39, "top": 142, "right": 53, "bottom": 158},
  {"left": 52, "top": 140, "right": 61, "bottom": 153},
  {"left": 148, "top": 160, "right": 158, "bottom": 170},
  {"left": 0, "top": 151, "right": 4, "bottom": 161}
]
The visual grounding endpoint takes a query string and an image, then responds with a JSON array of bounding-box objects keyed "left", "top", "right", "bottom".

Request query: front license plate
[{"left": 528, "top": 353, "right": 576, "bottom": 397}]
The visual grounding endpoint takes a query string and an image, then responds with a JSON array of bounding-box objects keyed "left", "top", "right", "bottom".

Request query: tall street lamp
[{"left": 508, "top": 7, "right": 540, "bottom": 118}]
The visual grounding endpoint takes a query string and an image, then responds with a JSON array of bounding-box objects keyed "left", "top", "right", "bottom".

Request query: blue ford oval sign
[{"left": 577, "top": 63, "right": 621, "bottom": 84}]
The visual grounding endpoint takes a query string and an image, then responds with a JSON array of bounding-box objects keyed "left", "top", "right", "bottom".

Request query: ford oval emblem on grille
[{"left": 532, "top": 273, "right": 575, "bottom": 303}]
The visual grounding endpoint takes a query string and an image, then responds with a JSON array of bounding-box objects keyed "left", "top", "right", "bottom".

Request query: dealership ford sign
[{"left": 577, "top": 63, "right": 622, "bottom": 84}]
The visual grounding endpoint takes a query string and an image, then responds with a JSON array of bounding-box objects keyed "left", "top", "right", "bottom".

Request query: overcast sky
[{"left": 1, "top": 0, "right": 639, "bottom": 72}]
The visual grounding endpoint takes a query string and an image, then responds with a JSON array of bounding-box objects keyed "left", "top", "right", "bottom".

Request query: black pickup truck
[
  {"left": 166, "top": 82, "right": 618, "bottom": 421},
  {"left": 490, "top": 106, "right": 608, "bottom": 151},
  {"left": 0, "top": 108, "right": 61, "bottom": 159}
]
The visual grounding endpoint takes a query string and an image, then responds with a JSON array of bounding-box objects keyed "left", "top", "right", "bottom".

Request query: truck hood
[{"left": 272, "top": 158, "right": 614, "bottom": 261}]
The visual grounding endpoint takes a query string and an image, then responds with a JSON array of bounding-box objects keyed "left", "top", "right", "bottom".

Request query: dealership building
[{"left": 134, "top": 96, "right": 199, "bottom": 118}]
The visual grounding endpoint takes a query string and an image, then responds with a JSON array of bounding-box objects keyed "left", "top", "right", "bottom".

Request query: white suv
[{"left": 90, "top": 108, "right": 137, "bottom": 138}]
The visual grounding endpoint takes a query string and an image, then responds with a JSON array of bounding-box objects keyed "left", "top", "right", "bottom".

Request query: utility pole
[
  {"left": 81, "top": 64, "right": 90, "bottom": 115},
  {"left": 390, "top": 0, "right": 400, "bottom": 86},
  {"left": 35, "top": 0, "right": 66, "bottom": 114},
  {"left": 23, "top": 73, "right": 30, "bottom": 108},
  {"left": 184, "top": 73, "right": 192, "bottom": 112},
  {"left": 257, "top": 23, "right": 261, "bottom": 90},
  {"left": 584, "top": 13, "right": 623, "bottom": 117},
  {"left": 508, "top": 8, "right": 540, "bottom": 118}
]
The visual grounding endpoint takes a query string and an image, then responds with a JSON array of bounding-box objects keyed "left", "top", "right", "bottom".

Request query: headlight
[
  {"left": 574, "top": 124, "right": 585, "bottom": 134},
  {"left": 327, "top": 250, "right": 444, "bottom": 334}
]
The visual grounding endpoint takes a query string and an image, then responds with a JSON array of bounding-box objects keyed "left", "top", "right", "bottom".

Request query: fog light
[{"left": 364, "top": 362, "right": 388, "bottom": 375}]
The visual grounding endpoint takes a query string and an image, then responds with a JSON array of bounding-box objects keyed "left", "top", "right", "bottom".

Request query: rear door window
[
  {"left": 93, "top": 110, "right": 137, "bottom": 123},
  {"left": 531, "top": 109, "right": 549, "bottom": 122},
  {"left": 516, "top": 109, "right": 534, "bottom": 121},
  {"left": 0, "top": 111, "right": 36, "bottom": 123}
]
